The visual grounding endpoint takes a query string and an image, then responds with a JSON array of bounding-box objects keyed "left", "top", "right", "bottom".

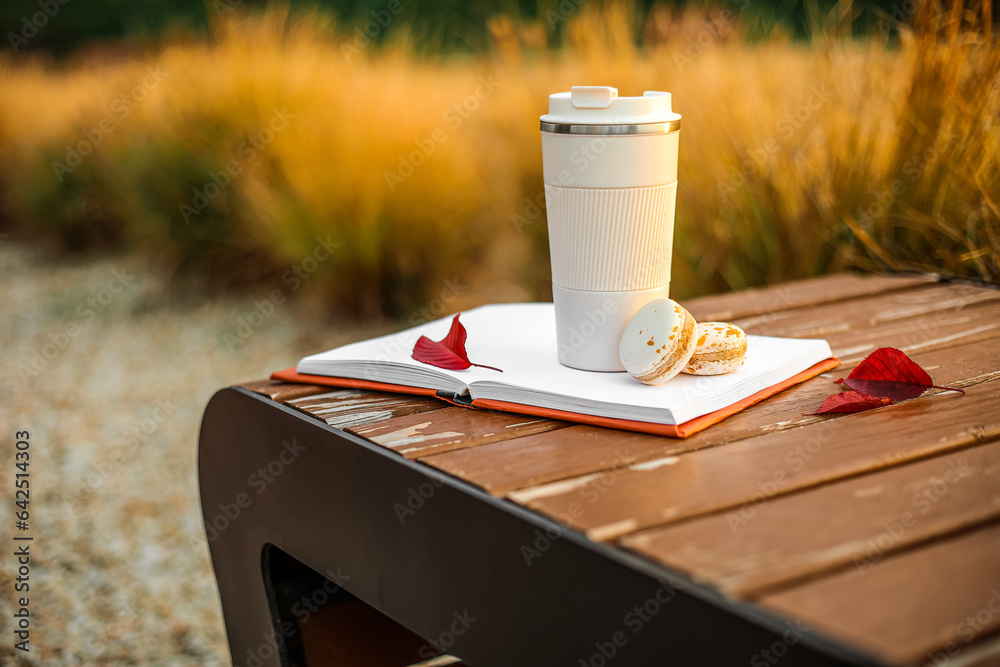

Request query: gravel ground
[{"left": 1, "top": 242, "right": 396, "bottom": 665}]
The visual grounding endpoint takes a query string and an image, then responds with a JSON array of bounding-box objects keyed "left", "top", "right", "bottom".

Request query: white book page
[
  {"left": 454, "top": 304, "right": 831, "bottom": 422},
  {"left": 298, "top": 303, "right": 833, "bottom": 424},
  {"left": 296, "top": 307, "right": 515, "bottom": 389}
]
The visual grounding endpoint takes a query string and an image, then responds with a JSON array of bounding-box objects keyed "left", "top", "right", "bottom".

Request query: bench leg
[{"left": 199, "top": 387, "right": 880, "bottom": 667}]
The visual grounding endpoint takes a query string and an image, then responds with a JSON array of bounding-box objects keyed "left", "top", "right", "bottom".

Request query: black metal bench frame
[{"left": 199, "top": 387, "right": 889, "bottom": 666}]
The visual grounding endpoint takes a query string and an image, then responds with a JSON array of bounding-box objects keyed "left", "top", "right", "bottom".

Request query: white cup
[{"left": 540, "top": 86, "right": 681, "bottom": 371}]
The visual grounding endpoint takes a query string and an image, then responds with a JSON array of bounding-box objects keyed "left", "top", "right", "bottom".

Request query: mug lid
[{"left": 540, "top": 86, "right": 681, "bottom": 126}]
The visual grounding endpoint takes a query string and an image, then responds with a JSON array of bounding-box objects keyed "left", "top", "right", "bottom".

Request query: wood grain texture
[
  {"left": 683, "top": 272, "right": 936, "bottom": 322},
  {"left": 236, "top": 274, "right": 1000, "bottom": 664},
  {"left": 943, "top": 634, "right": 1000, "bottom": 667},
  {"left": 347, "top": 407, "right": 569, "bottom": 458},
  {"left": 238, "top": 379, "right": 332, "bottom": 402},
  {"left": 421, "top": 336, "right": 1000, "bottom": 497},
  {"left": 506, "top": 377, "right": 1000, "bottom": 542},
  {"left": 815, "top": 299, "right": 1000, "bottom": 365},
  {"left": 761, "top": 522, "right": 1000, "bottom": 665},
  {"left": 622, "top": 441, "right": 1000, "bottom": 598},
  {"left": 734, "top": 283, "right": 1000, "bottom": 339},
  {"left": 288, "top": 390, "right": 445, "bottom": 430}
]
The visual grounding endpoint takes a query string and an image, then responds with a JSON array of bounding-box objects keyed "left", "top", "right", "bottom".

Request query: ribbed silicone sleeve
[{"left": 545, "top": 182, "right": 677, "bottom": 292}]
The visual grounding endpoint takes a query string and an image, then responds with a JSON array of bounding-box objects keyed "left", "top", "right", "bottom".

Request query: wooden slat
[
  {"left": 421, "top": 336, "right": 1000, "bottom": 497},
  {"left": 240, "top": 276, "right": 1000, "bottom": 665},
  {"left": 288, "top": 390, "right": 445, "bottom": 430},
  {"left": 347, "top": 407, "right": 568, "bottom": 458},
  {"left": 622, "top": 441, "right": 1000, "bottom": 597},
  {"left": 505, "top": 376, "right": 1000, "bottom": 542},
  {"left": 423, "top": 424, "right": 707, "bottom": 497},
  {"left": 818, "top": 299, "right": 1000, "bottom": 364},
  {"left": 406, "top": 657, "right": 467, "bottom": 667},
  {"left": 944, "top": 634, "right": 1000, "bottom": 667},
  {"left": 238, "top": 379, "right": 331, "bottom": 402},
  {"left": 761, "top": 522, "right": 1000, "bottom": 665},
  {"left": 734, "top": 283, "right": 1000, "bottom": 339},
  {"left": 683, "top": 272, "right": 936, "bottom": 322}
]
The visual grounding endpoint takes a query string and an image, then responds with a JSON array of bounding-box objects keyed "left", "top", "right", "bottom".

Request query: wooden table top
[{"left": 239, "top": 272, "right": 1000, "bottom": 667}]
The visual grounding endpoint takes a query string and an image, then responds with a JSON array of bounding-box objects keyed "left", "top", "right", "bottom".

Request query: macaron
[
  {"left": 619, "top": 298, "right": 698, "bottom": 385},
  {"left": 682, "top": 322, "right": 748, "bottom": 375}
]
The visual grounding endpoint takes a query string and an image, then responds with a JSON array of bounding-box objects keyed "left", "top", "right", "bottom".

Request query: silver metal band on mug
[{"left": 539, "top": 120, "right": 681, "bottom": 135}]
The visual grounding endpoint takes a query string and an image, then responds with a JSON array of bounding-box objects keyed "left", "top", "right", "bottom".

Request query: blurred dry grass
[{"left": 0, "top": 1, "right": 997, "bottom": 317}]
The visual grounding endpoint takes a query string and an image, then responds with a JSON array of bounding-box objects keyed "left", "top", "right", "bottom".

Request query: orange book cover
[{"left": 270, "top": 357, "right": 839, "bottom": 438}]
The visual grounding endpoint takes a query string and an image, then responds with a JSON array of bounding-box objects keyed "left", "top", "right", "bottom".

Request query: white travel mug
[{"left": 540, "top": 86, "right": 681, "bottom": 371}]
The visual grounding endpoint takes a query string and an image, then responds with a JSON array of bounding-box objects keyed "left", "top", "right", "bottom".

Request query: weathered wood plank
[
  {"left": 505, "top": 376, "right": 1000, "bottom": 542},
  {"left": 734, "top": 282, "right": 1000, "bottom": 339},
  {"left": 944, "top": 634, "right": 1000, "bottom": 667},
  {"left": 406, "top": 657, "right": 467, "bottom": 667},
  {"left": 683, "top": 272, "right": 936, "bottom": 322},
  {"left": 622, "top": 441, "right": 1000, "bottom": 598},
  {"left": 817, "top": 299, "right": 1000, "bottom": 365},
  {"left": 421, "top": 336, "right": 1000, "bottom": 497},
  {"left": 423, "top": 424, "right": 698, "bottom": 497},
  {"left": 761, "top": 522, "right": 1000, "bottom": 665},
  {"left": 238, "top": 379, "right": 332, "bottom": 402},
  {"left": 347, "top": 407, "right": 568, "bottom": 458},
  {"left": 288, "top": 390, "right": 445, "bottom": 430}
]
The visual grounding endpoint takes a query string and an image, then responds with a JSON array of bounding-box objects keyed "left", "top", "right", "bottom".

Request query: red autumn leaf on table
[
  {"left": 412, "top": 314, "right": 502, "bottom": 372},
  {"left": 809, "top": 390, "right": 894, "bottom": 415},
  {"left": 835, "top": 347, "right": 965, "bottom": 401}
]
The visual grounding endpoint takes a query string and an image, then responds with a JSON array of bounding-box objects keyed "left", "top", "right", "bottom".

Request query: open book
[{"left": 275, "top": 303, "right": 838, "bottom": 438}]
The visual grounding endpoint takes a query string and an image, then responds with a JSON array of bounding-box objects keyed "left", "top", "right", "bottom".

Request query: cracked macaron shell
[
  {"left": 682, "top": 321, "right": 748, "bottom": 375},
  {"left": 619, "top": 298, "right": 698, "bottom": 385}
]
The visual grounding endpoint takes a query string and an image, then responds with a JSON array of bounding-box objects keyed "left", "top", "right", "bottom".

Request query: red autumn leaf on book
[
  {"left": 835, "top": 347, "right": 965, "bottom": 401},
  {"left": 809, "top": 390, "right": 894, "bottom": 415},
  {"left": 411, "top": 314, "right": 502, "bottom": 372}
]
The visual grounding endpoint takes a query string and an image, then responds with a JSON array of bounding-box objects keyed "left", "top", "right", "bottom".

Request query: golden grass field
[{"left": 0, "top": 1, "right": 997, "bottom": 317}]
